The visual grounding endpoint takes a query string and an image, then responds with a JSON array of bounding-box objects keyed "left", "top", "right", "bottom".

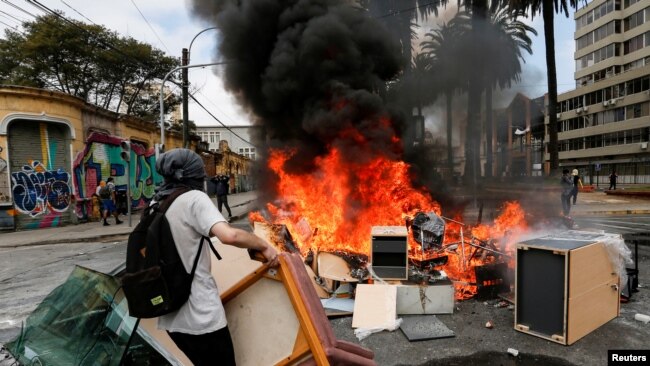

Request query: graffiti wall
[
  {"left": 8, "top": 122, "right": 72, "bottom": 230},
  {"left": 73, "top": 132, "right": 162, "bottom": 219}
]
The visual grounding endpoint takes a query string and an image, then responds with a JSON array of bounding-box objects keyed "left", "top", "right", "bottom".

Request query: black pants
[
  {"left": 217, "top": 194, "right": 232, "bottom": 217},
  {"left": 168, "top": 327, "right": 236, "bottom": 366},
  {"left": 561, "top": 193, "right": 571, "bottom": 216},
  {"left": 609, "top": 181, "right": 617, "bottom": 190},
  {"left": 571, "top": 187, "right": 579, "bottom": 205}
]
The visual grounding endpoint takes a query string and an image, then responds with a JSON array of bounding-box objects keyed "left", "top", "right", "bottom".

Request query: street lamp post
[
  {"left": 182, "top": 27, "right": 219, "bottom": 148},
  {"left": 159, "top": 61, "right": 228, "bottom": 156}
]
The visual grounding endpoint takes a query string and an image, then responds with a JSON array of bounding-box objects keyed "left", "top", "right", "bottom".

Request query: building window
[
  {"left": 624, "top": 9, "right": 645, "bottom": 31},
  {"left": 238, "top": 147, "right": 256, "bottom": 160}
]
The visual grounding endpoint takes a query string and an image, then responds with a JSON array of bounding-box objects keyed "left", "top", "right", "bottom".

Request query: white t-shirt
[{"left": 157, "top": 190, "right": 227, "bottom": 334}]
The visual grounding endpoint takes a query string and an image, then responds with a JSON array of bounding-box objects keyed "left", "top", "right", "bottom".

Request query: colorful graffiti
[
  {"left": 11, "top": 161, "right": 71, "bottom": 217},
  {"left": 73, "top": 132, "right": 162, "bottom": 218}
]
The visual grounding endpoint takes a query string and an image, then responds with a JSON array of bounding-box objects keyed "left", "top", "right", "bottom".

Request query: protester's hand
[{"left": 261, "top": 244, "right": 279, "bottom": 267}]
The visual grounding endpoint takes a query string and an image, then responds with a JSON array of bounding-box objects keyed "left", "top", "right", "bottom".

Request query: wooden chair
[{"left": 221, "top": 252, "right": 375, "bottom": 366}]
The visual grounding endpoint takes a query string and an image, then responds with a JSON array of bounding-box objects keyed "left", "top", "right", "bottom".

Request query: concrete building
[
  {"left": 196, "top": 125, "right": 261, "bottom": 160},
  {"left": 0, "top": 86, "right": 195, "bottom": 231},
  {"left": 492, "top": 94, "right": 546, "bottom": 178},
  {"left": 554, "top": 0, "right": 650, "bottom": 185}
]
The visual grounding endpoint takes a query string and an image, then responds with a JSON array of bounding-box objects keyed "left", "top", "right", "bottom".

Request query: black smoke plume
[{"left": 190, "top": 0, "right": 406, "bottom": 195}]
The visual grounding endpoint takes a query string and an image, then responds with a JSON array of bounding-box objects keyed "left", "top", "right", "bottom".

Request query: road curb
[{"left": 574, "top": 210, "right": 650, "bottom": 216}]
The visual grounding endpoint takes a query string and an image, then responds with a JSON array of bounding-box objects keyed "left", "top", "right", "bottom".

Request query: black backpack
[
  {"left": 99, "top": 185, "right": 111, "bottom": 199},
  {"left": 121, "top": 187, "right": 221, "bottom": 318}
]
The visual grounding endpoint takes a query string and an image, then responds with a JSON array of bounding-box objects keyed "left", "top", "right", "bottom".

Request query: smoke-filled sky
[{"left": 0, "top": 0, "right": 577, "bottom": 128}]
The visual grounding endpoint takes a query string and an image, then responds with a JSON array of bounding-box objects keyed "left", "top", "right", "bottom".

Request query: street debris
[
  {"left": 485, "top": 321, "right": 494, "bottom": 329},
  {"left": 634, "top": 313, "right": 650, "bottom": 324},
  {"left": 507, "top": 348, "right": 519, "bottom": 357},
  {"left": 399, "top": 315, "right": 455, "bottom": 342}
]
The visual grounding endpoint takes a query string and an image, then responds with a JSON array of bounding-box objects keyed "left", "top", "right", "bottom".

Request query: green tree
[
  {"left": 509, "top": 0, "right": 578, "bottom": 173},
  {"left": 0, "top": 14, "right": 180, "bottom": 120},
  {"left": 483, "top": 5, "right": 537, "bottom": 177},
  {"left": 421, "top": 14, "right": 470, "bottom": 176}
]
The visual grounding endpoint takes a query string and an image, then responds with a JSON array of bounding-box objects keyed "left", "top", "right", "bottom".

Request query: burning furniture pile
[{"left": 253, "top": 206, "right": 631, "bottom": 346}]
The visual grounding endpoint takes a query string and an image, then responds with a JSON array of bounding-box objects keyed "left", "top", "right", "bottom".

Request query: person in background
[
  {"left": 155, "top": 148, "right": 278, "bottom": 366},
  {"left": 561, "top": 169, "right": 573, "bottom": 216},
  {"left": 99, "top": 177, "right": 122, "bottom": 226},
  {"left": 609, "top": 171, "right": 618, "bottom": 190},
  {"left": 212, "top": 174, "right": 233, "bottom": 220},
  {"left": 571, "top": 169, "right": 583, "bottom": 205}
]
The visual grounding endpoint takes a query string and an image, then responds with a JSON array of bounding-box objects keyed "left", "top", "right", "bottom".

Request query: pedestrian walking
[
  {"left": 98, "top": 177, "right": 123, "bottom": 226},
  {"left": 609, "top": 171, "right": 618, "bottom": 190},
  {"left": 212, "top": 174, "right": 233, "bottom": 220},
  {"left": 154, "top": 148, "right": 278, "bottom": 366},
  {"left": 571, "top": 169, "right": 583, "bottom": 205},
  {"left": 561, "top": 169, "right": 573, "bottom": 216}
]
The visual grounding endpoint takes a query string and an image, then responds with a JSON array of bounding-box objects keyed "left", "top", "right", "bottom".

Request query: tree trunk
[
  {"left": 464, "top": 0, "right": 487, "bottom": 186},
  {"left": 446, "top": 90, "right": 454, "bottom": 177},
  {"left": 485, "top": 85, "right": 493, "bottom": 179},
  {"left": 543, "top": 0, "right": 559, "bottom": 174}
]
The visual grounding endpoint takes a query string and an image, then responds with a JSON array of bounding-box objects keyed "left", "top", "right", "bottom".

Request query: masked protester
[
  {"left": 560, "top": 169, "right": 573, "bottom": 216},
  {"left": 154, "top": 148, "right": 278, "bottom": 366}
]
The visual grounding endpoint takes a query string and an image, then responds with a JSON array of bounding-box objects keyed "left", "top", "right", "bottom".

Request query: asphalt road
[
  {"left": 574, "top": 215, "right": 650, "bottom": 234},
  {"left": 1, "top": 216, "right": 648, "bottom": 366},
  {"left": 0, "top": 240, "right": 127, "bottom": 344}
]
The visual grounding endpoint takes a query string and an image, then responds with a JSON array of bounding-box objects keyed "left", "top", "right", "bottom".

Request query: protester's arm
[{"left": 210, "top": 222, "right": 279, "bottom": 267}]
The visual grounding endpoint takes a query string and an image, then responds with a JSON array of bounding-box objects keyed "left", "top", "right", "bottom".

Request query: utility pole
[{"left": 182, "top": 48, "right": 189, "bottom": 148}]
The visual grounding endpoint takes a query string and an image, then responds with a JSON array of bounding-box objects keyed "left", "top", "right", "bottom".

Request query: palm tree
[
  {"left": 365, "top": 0, "right": 447, "bottom": 73},
  {"left": 508, "top": 0, "right": 578, "bottom": 173},
  {"left": 483, "top": 5, "right": 537, "bottom": 177},
  {"left": 421, "top": 15, "right": 470, "bottom": 176}
]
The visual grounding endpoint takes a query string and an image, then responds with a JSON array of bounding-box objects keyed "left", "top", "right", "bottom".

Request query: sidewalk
[
  {"left": 569, "top": 190, "right": 650, "bottom": 215},
  {"left": 482, "top": 185, "right": 650, "bottom": 216},
  {"left": 0, "top": 191, "right": 259, "bottom": 249}
]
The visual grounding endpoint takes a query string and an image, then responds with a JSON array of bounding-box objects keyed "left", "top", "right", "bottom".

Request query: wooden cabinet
[{"left": 515, "top": 235, "right": 620, "bottom": 345}]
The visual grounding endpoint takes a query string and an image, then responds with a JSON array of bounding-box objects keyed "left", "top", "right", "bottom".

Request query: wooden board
[
  {"left": 568, "top": 242, "right": 616, "bottom": 298},
  {"left": 318, "top": 251, "right": 358, "bottom": 282},
  {"left": 371, "top": 226, "right": 408, "bottom": 236},
  {"left": 567, "top": 281, "right": 619, "bottom": 344},
  {"left": 138, "top": 318, "right": 192, "bottom": 365},
  {"left": 225, "top": 277, "right": 301, "bottom": 366},
  {"left": 211, "top": 237, "right": 263, "bottom": 294},
  {"left": 352, "top": 284, "right": 397, "bottom": 329}
]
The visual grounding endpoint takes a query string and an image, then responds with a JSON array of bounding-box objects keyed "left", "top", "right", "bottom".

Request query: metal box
[
  {"left": 371, "top": 226, "right": 408, "bottom": 280},
  {"left": 515, "top": 235, "right": 620, "bottom": 345}
]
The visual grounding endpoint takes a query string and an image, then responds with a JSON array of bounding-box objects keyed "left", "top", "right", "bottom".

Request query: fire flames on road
[{"left": 250, "top": 146, "right": 529, "bottom": 300}]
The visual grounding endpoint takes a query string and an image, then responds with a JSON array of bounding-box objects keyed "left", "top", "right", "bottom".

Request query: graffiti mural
[
  {"left": 11, "top": 161, "right": 71, "bottom": 217},
  {"left": 0, "top": 146, "right": 10, "bottom": 205},
  {"left": 73, "top": 132, "right": 162, "bottom": 218}
]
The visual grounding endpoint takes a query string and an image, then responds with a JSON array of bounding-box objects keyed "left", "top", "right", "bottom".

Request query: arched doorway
[{"left": 7, "top": 119, "right": 73, "bottom": 229}]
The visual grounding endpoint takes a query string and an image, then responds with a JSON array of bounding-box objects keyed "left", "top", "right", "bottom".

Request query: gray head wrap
[{"left": 154, "top": 148, "right": 206, "bottom": 200}]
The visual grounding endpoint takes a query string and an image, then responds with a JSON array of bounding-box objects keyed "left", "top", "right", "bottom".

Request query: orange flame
[{"left": 252, "top": 146, "right": 529, "bottom": 299}]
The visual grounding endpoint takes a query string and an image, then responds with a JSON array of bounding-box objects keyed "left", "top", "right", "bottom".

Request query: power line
[
  {"left": 1, "top": 0, "right": 39, "bottom": 18},
  {"left": 187, "top": 92, "right": 257, "bottom": 147},
  {"left": 0, "top": 18, "right": 19, "bottom": 30},
  {"left": 25, "top": 0, "right": 157, "bottom": 71},
  {"left": 0, "top": 9, "right": 27, "bottom": 23},
  {"left": 59, "top": 0, "right": 96, "bottom": 25},
  {"left": 129, "top": 0, "right": 170, "bottom": 53}
]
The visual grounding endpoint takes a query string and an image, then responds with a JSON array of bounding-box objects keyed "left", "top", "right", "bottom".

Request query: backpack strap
[
  {"left": 204, "top": 236, "right": 222, "bottom": 260},
  {"left": 189, "top": 236, "right": 222, "bottom": 277},
  {"left": 158, "top": 187, "right": 192, "bottom": 213}
]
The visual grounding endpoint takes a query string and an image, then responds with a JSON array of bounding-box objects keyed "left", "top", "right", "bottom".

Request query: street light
[
  {"left": 159, "top": 61, "right": 229, "bottom": 157},
  {"left": 182, "top": 27, "right": 219, "bottom": 148}
]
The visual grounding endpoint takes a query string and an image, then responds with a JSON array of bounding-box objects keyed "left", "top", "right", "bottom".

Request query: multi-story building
[
  {"left": 554, "top": 0, "right": 650, "bottom": 185},
  {"left": 195, "top": 125, "right": 260, "bottom": 160}
]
